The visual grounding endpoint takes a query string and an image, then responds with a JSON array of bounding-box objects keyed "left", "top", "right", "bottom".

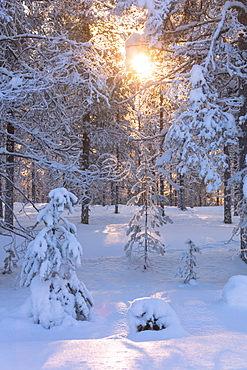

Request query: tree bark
[
  {"left": 0, "top": 163, "right": 3, "bottom": 219},
  {"left": 159, "top": 90, "right": 165, "bottom": 216},
  {"left": 223, "top": 145, "right": 232, "bottom": 224},
  {"left": 80, "top": 130, "right": 90, "bottom": 225},
  {"left": 178, "top": 173, "right": 186, "bottom": 210},
  {"left": 31, "top": 162, "right": 36, "bottom": 203},
  {"left": 5, "top": 122, "right": 15, "bottom": 227},
  {"left": 237, "top": 5, "right": 247, "bottom": 261}
]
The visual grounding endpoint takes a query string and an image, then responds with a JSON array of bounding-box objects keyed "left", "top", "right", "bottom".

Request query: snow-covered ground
[{"left": 0, "top": 204, "right": 247, "bottom": 370}]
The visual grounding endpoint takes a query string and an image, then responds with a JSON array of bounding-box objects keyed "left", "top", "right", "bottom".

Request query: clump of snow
[
  {"left": 189, "top": 87, "right": 206, "bottom": 103},
  {"left": 10, "top": 76, "right": 23, "bottom": 89},
  {"left": 190, "top": 64, "right": 205, "bottom": 86},
  {"left": 156, "top": 150, "right": 172, "bottom": 166},
  {"left": 222, "top": 275, "right": 247, "bottom": 308},
  {"left": 137, "top": 0, "right": 155, "bottom": 14},
  {"left": 127, "top": 297, "right": 188, "bottom": 341}
]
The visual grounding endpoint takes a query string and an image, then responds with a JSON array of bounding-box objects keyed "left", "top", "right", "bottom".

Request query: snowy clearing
[{"left": 0, "top": 204, "right": 247, "bottom": 370}]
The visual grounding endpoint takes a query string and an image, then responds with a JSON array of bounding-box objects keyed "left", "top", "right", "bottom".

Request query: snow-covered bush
[
  {"left": 127, "top": 298, "right": 169, "bottom": 332},
  {"left": 127, "top": 297, "right": 187, "bottom": 340},
  {"left": 222, "top": 275, "right": 247, "bottom": 308},
  {"left": 20, "top": 188, "right": 93, "bottom": 329},
  {"left": 175, "top": 239, "right": 201, "bottom": 284}
]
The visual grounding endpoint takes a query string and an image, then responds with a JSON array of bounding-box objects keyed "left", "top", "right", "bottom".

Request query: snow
[
  {"left": 243, "top": 174, "right": 247, "bottom": 198},
  {"left": 10, "top": 76, "right": 23, "bottom": 89},
  {"left": 222, "top": 275, "right": 247, "bottom": 308},
  {"left": 127, "top": 297, "right": 188, "bottom": 341},
  {"left": 1, "top": 204, "right": 247, "bottom": 369},
  {"left": 190, "top": 64, "right": 205, "bottom": 86},
  {"left": 137, "top": 0, "right": 155, "bottom": 14},
  {"left": 189, "top": 87, "right": 206, "bottom": 103}
]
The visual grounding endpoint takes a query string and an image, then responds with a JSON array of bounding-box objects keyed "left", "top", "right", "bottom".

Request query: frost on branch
[
  {"left": 20, "top": 188, "right": 93, "bottom": 329},
  {"left": 175, "top": 239, "right": 201, "bottom": 284}
]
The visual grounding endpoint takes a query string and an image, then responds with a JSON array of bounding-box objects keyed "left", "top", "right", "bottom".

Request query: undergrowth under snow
[{"left": 0, "top": 204, "right": 247, "bottom": 369}]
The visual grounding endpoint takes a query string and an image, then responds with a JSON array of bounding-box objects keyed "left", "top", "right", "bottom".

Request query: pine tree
[
  {"left": 175, "top": 239, "right": 201, "bottom": 284},
  {"left": 20, "top": 188, "right": 93, "bottom": 329}
]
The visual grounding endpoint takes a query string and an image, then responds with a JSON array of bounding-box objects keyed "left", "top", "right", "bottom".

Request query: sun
[{"left": 130, "top": 53, "right": 151, "bottom": 78}]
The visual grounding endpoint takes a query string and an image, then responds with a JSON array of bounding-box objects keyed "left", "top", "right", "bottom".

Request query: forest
[
  {"left": 1, "top": 2, "right": 247, "bottom": 368},
  {"left": 0, "top": 0, "right": 247, "bottom": 260},
  {"left": 0, "top": 0, "right": 247, "bottom": 259}
]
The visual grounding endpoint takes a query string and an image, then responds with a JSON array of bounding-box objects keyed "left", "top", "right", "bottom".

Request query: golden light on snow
[{"left": 130, "top": 52, "right": 151, "bottom": 78}]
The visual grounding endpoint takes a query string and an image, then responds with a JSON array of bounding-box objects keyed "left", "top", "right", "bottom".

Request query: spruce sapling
[
  {"left": 175, "top": 239, "right": 201, "bottom": 284},
  {"left": 124, "top": 147, "right": 172, "bottom": 269}
]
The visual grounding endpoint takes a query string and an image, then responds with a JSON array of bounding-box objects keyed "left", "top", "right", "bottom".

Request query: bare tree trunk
[
  {"left": 111, "top": 182, "right": 114, "bottom": 205},
  {"left": 224, "top": 145, "right": 232, "bottom": 224},
  {"left": 114, "top": 146, "right": 120, "bottom": 214},
  {"left": 178, "top": 173, "right": 186, "bottom": 210},
  {"left": 159, "top": 90, "right": 165, "bottom": 216},
  {"left": 31, "top": 162, "right": 36, "bottom": 203},
  {"left": 81, "top": 130, "right": 90, "bottom": 225},
  {"left": 5, "top": 122, "right": 15, "bottom": 227},
  {"left": 189, "top": 182, "right": 194, "bottom": 208},
  {"left": 0, "top": 163, "right": 3, "bottom": 219},
  {"left": 232, "top": 147, "right": 239, "bottom": 216},
  {"left": 144, "top": 197, "right": 148, "bottom": 269},
  {"left": 114, "top": 183, "right": 119, "bottom": 214},
  {"left": 238, "top": 5, "right": 247, "bottom": 261}
]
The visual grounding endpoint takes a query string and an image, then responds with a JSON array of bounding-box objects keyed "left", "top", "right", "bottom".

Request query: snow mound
[
  {"left": 222, "top": 275, "right": 247, "bottom": 308},
  {"left": 127, "top": 297, "right": 188, "bottom": 341}
]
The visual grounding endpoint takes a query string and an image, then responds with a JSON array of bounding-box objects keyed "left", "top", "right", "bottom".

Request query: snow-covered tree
[
  {"left": 175, "top": 239, "right": 201, "bottom": 284},
  {"left": 20, "top": 188, "right": 93, "bottom": 329},
  {"left": 124, "top": 143, "right": 172, "bottom": 269},
  {"left": 164, "top": 64, "right": 237, "bottom": 193}
]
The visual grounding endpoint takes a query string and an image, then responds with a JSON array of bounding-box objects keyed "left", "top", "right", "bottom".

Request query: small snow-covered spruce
[
  {"left": 175, "top": 239, "right": 201, "bottom": 284},
  {"left": 20, "top": 188, "right": 93, "bottom": 329},
  {"left": 124, "top": 147, "right": 172, "bottom": 269}
]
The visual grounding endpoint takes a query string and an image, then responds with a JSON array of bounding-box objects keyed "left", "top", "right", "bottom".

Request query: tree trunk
[
  {"left": 80, "top": 130, "right": 90, "bottom": 225},
  {"left": 144, "top": 198, "right": 148, "bottom": 269},
  {"left": 223, "top": 145, "right": 232, "bottom": 224},
  {"left": 114, "top": 146, "right": 120, "bottom": 214},
  {"left": 159, "top": 89, "right": 165, "bottom": 216},
  {"left": 111, "top": 182, "right": 114, "bottom": 205},
  {"left": 0, "top": 165, "right": 3, "bottom": 219},
  {"left": 238, "top": 6, "right": 247, "bottom": 261},
  {"left": 189, "top": 182, "right": 194, "bottom": 208},
  {"left": 114, "top": 183, "right": 119, "bottom": 214},
  {"left": 31, "top": 162, "right": 36, "bottom": 203},
  {"left": 178, "top": 173, "right": 186, "bottom": 210},
  {"left": 232, "top": 148, "right": 239, "bottom": 216},
  {"left": 5, "top": 122, "right": 15, "bottom": 227}
]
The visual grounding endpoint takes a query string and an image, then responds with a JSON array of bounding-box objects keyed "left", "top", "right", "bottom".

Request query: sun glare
[{"left": 131, "top": 53, "right": 151, "bottom": 78}]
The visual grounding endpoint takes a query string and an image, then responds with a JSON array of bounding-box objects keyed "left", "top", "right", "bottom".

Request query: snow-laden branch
[{"left": 205, "top": 1, "right": 247, "bottom": 70}]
